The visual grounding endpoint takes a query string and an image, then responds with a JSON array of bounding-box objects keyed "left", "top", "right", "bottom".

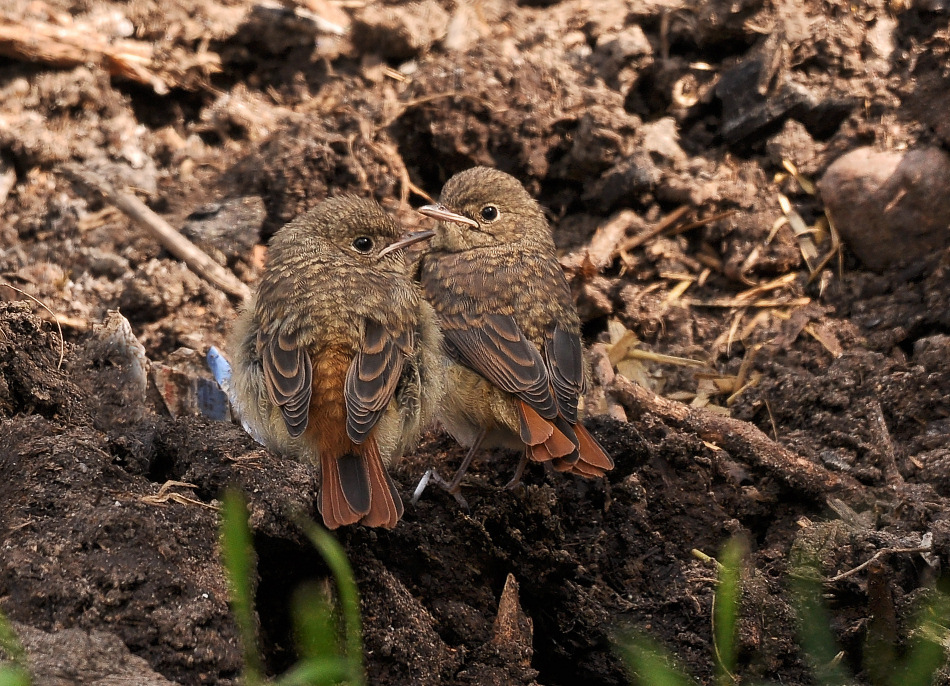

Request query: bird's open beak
[
  {"left": 418, "top": 204, "right": 479, "bottom": 229},
  {"left": 378, "top": 230, "right": 436, "bottom": 257}
]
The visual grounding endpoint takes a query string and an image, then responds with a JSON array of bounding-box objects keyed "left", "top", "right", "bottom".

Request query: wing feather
[
  {"left": 259, "top": 329, "right": 312, "bottom": 436},
  {"left": 345, "top": 319, "right": 407, "bottom": 444},
  {"left": 441, "top": 311, "right": 556, "bottom": 419},
  {"left": 543, "top": 324, "right": 585, "bottom": 424}
]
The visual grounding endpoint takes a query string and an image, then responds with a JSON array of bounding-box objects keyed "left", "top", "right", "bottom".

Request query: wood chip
[
  {"left": 0, "top": 15, "right": 221, "bottom": 94},
  {"left": 804, "top": 322, "right": 844, "bottom": 358},
  {"left": 683, "top": 297, "right": 811, "bottom": 308}
]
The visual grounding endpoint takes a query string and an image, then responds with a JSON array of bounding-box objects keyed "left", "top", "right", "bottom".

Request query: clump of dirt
[{"left": 2, "top": 0, "right": 950, "bottom": 684}]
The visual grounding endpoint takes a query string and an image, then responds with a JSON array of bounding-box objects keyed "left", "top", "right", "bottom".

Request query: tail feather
[
  {"left": 320, "top": 453, "right": 363, "bottom": 530},
  {"left": 517, "top": 401, "right": 554, "bottom": 446},
  {"left": 529, "top": 440, "right": 554, "bottom": 462},
  {"left": 565, "top": 423, "right": 614, "bottom": 477},
  {"left": 319, "top": 437, "right": 405, "bottom": 529},
  {"left": 520, "top": 401, "right": 578, "bottom": 462},
  {"left": 561, "top": 454, "right": 603, "bottom": 477},
  {"left": 360, "top": 438, "right": 404, "bottom": 529},
  {"left": 551, "top": 415, "right": 579, "bottom": 464},
  {"left": 541, "top": 422, "right": 577, "bottom": 460},
  {"left": 337, "top": 453, "right": 371, "bottom": 515}
]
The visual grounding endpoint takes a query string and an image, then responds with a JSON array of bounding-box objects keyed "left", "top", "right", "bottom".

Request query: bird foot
[
  {"left": 503, "top": 453, "right": 529, "bottom": 490},
  {"left": 411, "top": 468, "right": 471, "bottom": 512}
]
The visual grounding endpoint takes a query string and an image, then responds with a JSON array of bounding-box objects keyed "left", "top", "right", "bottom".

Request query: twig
[
  {"left": 614, "top": 204, "right": 691, "bottom": 255},
  {"left": 664, "top": 209, "right": 736, "bottom": 238},
  {"left": 609, "top": 375, "right": 860, "bottom": 496},
  {"left": 624, "top": 348, "right": 706, "bottom": 368},
  {"left": 866, "top": 399, "right": 903, "bottom": 487},
  {"left": 826, "top": 546, "right": 931, "bottom": 583},
  {"left": 140, "top": 480, "right": 219, "bottom": 510},
  {"left": 561, "top": 210, "right": 642, "bottom": 273},
  {"left": 355, "top": 117, "right": 431, "bottom": 210},
  {"left": 807, "top": 212, "right": 842, "bottom": 286},
  {"left": 0, "top": 157, "right": 15, "bottom": 208},
  {"left": 691, "top": 548, "right": 725, "bottom": 571},
  {"left": 682, "top": 296, "right": 811, "bottom": 308},
  {"left": 380, "top": 91, "right": 497, "bottom": 129},
  {"left": 62, "top": 164, "right": 251, "bottom": 301}
]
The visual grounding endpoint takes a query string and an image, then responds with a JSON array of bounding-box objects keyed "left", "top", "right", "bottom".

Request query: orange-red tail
[
  {"left": 360, "top": 438, "right": 403, "bottom": 529},
  {"left": 319, "top": 437, "right": 403, "bottom": 529},
  {"left": 556, "top": 422, "right": 613, "bottom": 478},
  {"left": 320, "top": 450, "right": 364, "bottom": 529},
  {"left": 518, "top": 401, "right": 576, "bottom": 462}
]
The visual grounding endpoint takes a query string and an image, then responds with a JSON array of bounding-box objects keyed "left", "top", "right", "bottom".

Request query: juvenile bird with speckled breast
[
  {"left": 414, "top": 167, "right": 614, "bottom": 501},
  {"left": 230, "top": 196, "right": 443, "bottom": 529}
]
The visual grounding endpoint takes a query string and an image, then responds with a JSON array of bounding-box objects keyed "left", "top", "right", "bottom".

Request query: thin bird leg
[
  {"left": 443, "top": 429, "right": 486, "bottom": 493},
  {"left": 410, "top": 430, "right": 486, "bottom": 509},
  {"left": 504, "top": 450, "right": 530, "bottom": 490}
]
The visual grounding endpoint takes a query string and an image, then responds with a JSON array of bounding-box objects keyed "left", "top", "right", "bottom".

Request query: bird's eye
[
  {"left": 480, "top": 205, "right": 499, "bottom": 222},
  {"left": 352, "top": 236, "right": 374, "bottom": 253}
]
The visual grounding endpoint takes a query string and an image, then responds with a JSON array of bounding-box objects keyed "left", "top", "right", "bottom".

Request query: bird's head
[{"left": 418, "top": 167, "right": 552, "bottom": 252}]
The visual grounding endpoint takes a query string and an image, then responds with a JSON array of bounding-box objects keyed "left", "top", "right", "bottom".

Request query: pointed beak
[
  {"left": 418, "top": 203, "right": 479, "bottom": 229},
  {"left": 378, "top": 229, "right": 436, "bottom": 257}
]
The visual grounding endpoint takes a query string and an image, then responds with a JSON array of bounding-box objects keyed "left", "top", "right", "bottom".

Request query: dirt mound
[{"left": 2, "top": 0, "right": 950, "bottom": 684}]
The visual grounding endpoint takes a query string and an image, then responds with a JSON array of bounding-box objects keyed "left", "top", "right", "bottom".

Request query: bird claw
[
  {"left": 504, "top": 452, "right": 529, "bottom": 490},
  {"left": 410, "top": 468, "right": 471, "bottom": 513}
]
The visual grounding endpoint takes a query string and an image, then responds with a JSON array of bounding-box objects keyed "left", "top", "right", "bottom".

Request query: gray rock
[
  {"left": 819, "top": 146, "right": 950, "bottom": 271},
  {"left": 181, "top": 195, "right": 265, "bottom": 267}
]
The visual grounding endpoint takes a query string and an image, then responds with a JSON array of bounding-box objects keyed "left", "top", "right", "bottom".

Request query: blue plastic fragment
[
  {"left": 207, "top": 346, "right": 232, "bottom": 387},
  {"left": 206, "top": 345, "right": 265, "bottom": 445}
]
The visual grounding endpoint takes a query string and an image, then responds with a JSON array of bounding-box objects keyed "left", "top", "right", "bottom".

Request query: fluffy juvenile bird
[
  {"left": 416, "top": 167, "right": 613, "bottom": 495},
  {"left": 230, "top": 196, "right": 442, "bottom": 529}
]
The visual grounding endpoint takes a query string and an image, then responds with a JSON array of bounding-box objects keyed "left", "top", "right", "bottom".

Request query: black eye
[
  {"left": 480, "top": 205, "right": 499, "bottom": 222},
  {"left": 352, "top": 236, "right": 374, "bottom": 253}
]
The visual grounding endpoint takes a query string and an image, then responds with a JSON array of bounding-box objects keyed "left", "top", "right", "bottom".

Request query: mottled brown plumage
[
  {"left": 417, "top": 167, "right": 613, "bottom": 494},
  {"left": 230, "top": 196, "right": 443, "bottom": 529}
]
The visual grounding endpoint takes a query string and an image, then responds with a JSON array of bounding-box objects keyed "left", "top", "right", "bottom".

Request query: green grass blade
[
  {"left": 0, "top": 606, "right": 30, "bottom": 686},
  {"left": 894, "top": 589, "right": 950, "bottom": 686},
  {"left": 714, "top": 538, "right": 745, "bottom": 686},
  {"left": 292, "top": 582, "right": 341, "bottom": 663},
  {"left": 274, "top": 657, "right": 352, "bottom": 686},
  {"left": 789, "top": 575, "right": 851, "bottom": 686},
  {"left": 616, "top": 631, "right": 698, "bottom": 686},
  {"left": 0, "top": 668, "right": 30, "bottom": 686},
  {"left": 299, "top": 520, "right": 365, "bottom": 686},
  {"left": 220, "top": 490, "right": 264, "bottom": 685}
]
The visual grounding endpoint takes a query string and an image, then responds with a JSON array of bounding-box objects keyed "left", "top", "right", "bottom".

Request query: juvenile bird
[
  {"left": 416, "top": 167, "right": 613, "bottom": 497},
  {"left": 230, "top": 196, "right": 442, "bottom": 529}
]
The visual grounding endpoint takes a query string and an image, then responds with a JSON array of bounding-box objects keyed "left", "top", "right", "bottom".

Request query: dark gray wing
[
  {"left": 259, "top": 329, "right": 312, "bottom": 437},
  {"left": 441, "top": 310, "right": 557, "bottom": 419},
  {"left": 543, "top": 324, "right": 584, "bottom": 424},
  {"left": 345, "top": 319, "right": 409, "bottom": 444}
]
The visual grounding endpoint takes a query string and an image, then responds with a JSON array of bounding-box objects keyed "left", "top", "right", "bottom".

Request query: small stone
[
  {"left": 594, "top": 25, "right": 652, "bottom": 61},
  {"left": 584, "top": 152, "right": 661, "bottom": 212},
  {"left": 819, "top": 146, "right": 950, "bottom": 271},
  {"left": 641, "top": 117, "right": 687, "bottom": 165},
  {"left": 765, "top": 119, "right": 818, "bottom": 172},
  {"left": 80, "top": 247, "right": 130, "bottom": 279},
  {"left": 181, "top": 196, "right": 265, "bottom": 267},
  {"left": 15, "top": 623, "right": 177, "bottom": 686}
]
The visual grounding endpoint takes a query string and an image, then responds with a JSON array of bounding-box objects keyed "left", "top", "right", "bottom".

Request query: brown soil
[{"left": 1, "top": 0, "right": 949, "bottom": 684}]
